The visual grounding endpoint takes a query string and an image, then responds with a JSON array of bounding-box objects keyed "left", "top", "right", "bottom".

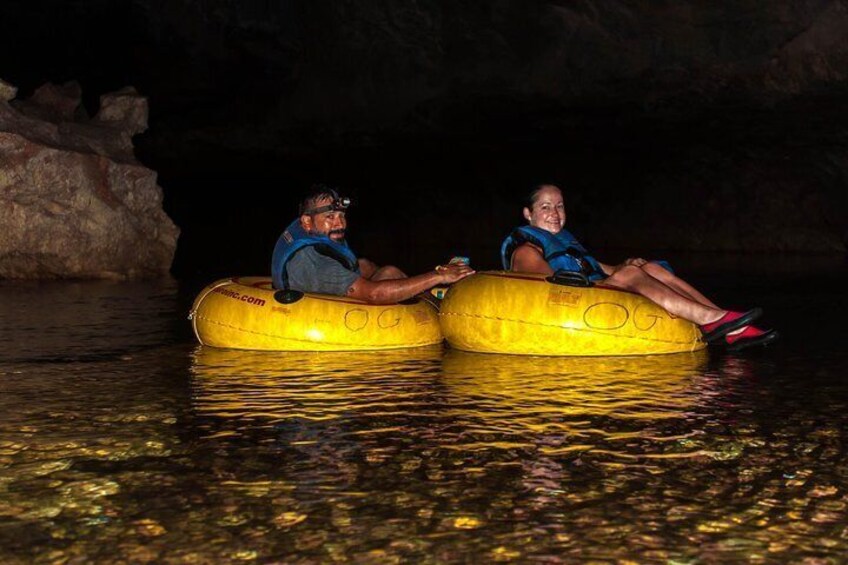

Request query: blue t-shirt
[{"left": 285, "top": 247, "right": 360, "bottom": 296}]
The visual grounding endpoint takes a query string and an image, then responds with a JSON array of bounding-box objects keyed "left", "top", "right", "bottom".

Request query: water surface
[{"left": 1, "top": 263, "right": 847, "bottom": 563}]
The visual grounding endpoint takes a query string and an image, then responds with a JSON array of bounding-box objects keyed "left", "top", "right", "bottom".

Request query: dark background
[{"left": 3, "top": 0, "right": 848, "bottom": 280}]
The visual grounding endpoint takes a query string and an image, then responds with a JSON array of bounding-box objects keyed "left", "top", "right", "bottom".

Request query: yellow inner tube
[
  {"left": 439, "top": 271, "right": 706, "bottom": 356},
  {"left": 190, "top": 277, "right": 443, "bottom": 351}
]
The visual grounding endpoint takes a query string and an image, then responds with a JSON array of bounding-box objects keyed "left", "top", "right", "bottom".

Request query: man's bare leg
[{"left": 371, "top": 265, "right": 406, "bottom": 281}]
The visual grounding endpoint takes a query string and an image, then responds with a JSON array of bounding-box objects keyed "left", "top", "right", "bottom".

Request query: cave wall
[{"left": 2, "top": 1, "right": 847, "bottom": 276}]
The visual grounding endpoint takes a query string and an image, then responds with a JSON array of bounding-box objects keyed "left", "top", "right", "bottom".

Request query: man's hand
[{"left": 435, "top": 262, "right": 475, "bottom": 284}]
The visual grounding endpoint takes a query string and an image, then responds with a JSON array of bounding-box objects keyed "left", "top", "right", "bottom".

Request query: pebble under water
[{"left": 1, "top": 260, "right": 847, "bottom": 563}]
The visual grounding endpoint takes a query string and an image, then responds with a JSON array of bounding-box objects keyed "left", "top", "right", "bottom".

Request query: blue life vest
[
  {"left": 271, "top": 219, "right": 359, "bottom": 289},
  {"left": 500, "top": 225, "right": 674, "bottom": 280},
  {"left": 500, "top": 225, "right": 606, "bottom": 281}
]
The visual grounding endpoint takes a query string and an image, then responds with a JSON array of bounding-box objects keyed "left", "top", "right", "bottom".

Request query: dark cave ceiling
[{"left": 2, "top": 1, "right": 847, "bottom": 274}]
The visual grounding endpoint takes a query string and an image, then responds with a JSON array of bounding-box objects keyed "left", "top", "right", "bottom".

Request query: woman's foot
[
  {"left": 725, "top": 325, "right": 779, "bottom": 352},
  {"left": 701, "top": 308, "right": 763, "bottom": 343}
]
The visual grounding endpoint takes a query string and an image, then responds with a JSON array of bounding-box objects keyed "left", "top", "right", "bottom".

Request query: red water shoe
[
  {"left": 725, "top": 325, "right": 779, "bottom": 352},
  {"left": 701, "top": 308, "right": 763, "bottom": 343}
]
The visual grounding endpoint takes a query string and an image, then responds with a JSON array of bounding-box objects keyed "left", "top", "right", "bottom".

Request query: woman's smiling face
[{"left": 524, "top": 185, "right": 565, "bottom": 234}]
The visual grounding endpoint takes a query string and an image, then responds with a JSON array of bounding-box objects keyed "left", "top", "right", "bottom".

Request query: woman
[{"left": 501, "top": 184, "right": 777, "bottom": 351}]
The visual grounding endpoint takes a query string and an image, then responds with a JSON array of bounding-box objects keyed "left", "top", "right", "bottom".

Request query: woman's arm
[
  {"left": 511, "top": 243, "right": 553, "bottom": 275},
  {"left": 598, "top": 261, "right": 615, "bottom": 276}
]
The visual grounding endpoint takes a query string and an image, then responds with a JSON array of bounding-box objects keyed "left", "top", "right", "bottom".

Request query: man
[{"left": 272, "top": 184, "right": 473, "bottom": 304}]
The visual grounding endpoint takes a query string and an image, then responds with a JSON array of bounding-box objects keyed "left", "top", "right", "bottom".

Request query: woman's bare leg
[
  {"left": 641, "top": 262, "right": 719, "bottom": 309},
  {"left": 603, "top": 265, "right": 725, "bottom": 325}
]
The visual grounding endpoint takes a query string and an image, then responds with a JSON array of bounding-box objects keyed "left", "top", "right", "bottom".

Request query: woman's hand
[{"left": 623, "top": 257, "right": 648, "bottom": 267}]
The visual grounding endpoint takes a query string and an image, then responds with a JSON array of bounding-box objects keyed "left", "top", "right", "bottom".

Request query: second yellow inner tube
[{"left": 439, "top": 271, "right": 706, "bottom": 356}]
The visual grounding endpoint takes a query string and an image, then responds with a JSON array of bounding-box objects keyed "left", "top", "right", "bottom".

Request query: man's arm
[{"left": 346, "top": 263, "right": 473, "bottom": 304}]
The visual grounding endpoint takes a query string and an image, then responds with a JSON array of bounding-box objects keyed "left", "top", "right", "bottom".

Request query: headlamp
[{"left": 303, "top": 191, "right": 351, "bottom": 215}]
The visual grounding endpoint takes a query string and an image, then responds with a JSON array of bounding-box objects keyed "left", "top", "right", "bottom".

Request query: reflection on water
[
  {"left": 441, "top": 350, "right": 707, "bottom": 419},
  {"left": 191, "top": 346, "right": 444, "bottom": 428},
  {"left": 1, "top": 274, "right": 848, "bottom": 562}
]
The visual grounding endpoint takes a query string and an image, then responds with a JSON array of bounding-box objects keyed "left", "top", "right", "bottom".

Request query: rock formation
[
  {"left": 4, "top": 2, "right": 847, "bottom": 268},
  {"left": 0, "top": 79, "right": 179, "bottom": 279}
]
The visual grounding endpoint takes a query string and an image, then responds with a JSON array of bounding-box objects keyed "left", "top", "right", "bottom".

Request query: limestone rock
[
  {"left": 94, "top": 87, "right": 149, "bottom": 136},
  {"left": 0, "top": 80, "right": 179, "bottom": 279},
  {"left": 0, "top": 79, "right": 16, "bottom": 102},
  {"left": 13, "top": 81, "right": 86, "bottom": 123}
]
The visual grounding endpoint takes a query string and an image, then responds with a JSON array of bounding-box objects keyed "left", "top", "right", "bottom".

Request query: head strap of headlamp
[{"left": 302, "top": 188, "right": 351, "bottom": 215}]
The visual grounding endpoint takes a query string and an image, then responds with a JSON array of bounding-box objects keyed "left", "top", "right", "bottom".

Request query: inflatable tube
[
  {"left": 439, "top": 271, "right": 706, "bottom": 356},
  {"left": 189, "top": 277, "right": 443, "bottom": 351}
]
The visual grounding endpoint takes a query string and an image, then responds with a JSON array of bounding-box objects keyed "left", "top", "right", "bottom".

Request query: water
[{"left": 1, "top": 261, "right": 847, "bottom": 563}]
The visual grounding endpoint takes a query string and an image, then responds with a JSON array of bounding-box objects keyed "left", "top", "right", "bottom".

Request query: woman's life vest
[
  {"left": 500, "top": 225, "right": 606, "bottom": 280},
  {"left": 271, "top": 219, "right": 359, "bottom": 289}
]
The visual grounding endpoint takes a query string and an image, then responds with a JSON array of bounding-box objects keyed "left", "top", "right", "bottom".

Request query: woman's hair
[{"left": 525, "top": 183, "right": 560, "bottom": 210}]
